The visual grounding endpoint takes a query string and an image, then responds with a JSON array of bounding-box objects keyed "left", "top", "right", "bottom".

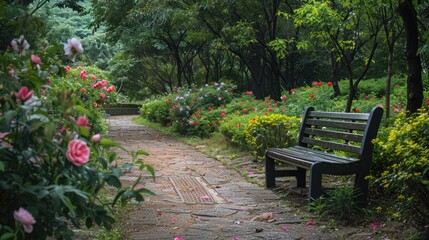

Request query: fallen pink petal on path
[
  {"left": 281, "top": 226, "right": 289, "bottom": 231},
  {"left": 200, "top": 195, "right": 211, "bottom": 200}
]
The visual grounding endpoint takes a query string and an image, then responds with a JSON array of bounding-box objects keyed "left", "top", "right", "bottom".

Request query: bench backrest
[{"left": 297, "top": 106, "right": 383, "bottom": 161}]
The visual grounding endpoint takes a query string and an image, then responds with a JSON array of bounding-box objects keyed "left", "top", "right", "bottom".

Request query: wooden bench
[{"left": 265, "top": 106, "right": 383, "bottom": 203}]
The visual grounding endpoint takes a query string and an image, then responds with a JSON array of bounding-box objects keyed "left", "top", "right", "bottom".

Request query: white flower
[
  {"left": 11, "top": 35, "right": 30, "bottom": 55},
  {"left": 64, "top": 38, "right": 84, "bottom": 62}
]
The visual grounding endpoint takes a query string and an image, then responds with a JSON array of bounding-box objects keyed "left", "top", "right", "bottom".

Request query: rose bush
[{"left": 0, "top": 36, "right": 154, "bottom": 239}]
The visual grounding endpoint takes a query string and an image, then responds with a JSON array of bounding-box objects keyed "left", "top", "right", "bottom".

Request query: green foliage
[
  {"left": 219, "top": 112, "right": 259, "bottom": 149},
  {"left": 359, "top": 78, "right": 403, "bottom": 98},
  {"left": 139, "top": 96, "right": 171, "bottom": 125},
  {"left": 0, "top": 36, "right": 153, "bottom": 239},
  {"left": 373, "top": 109, "right": 429, "bottom": 236},
  {"left": 309, "top": 187, "right": 366, "bottom": 224},
  {"left": 244, "top": 114, "right": 301, "bottom": 159},
  {"left": 285, "top": 81, "right": 345, "bottom": 115}
]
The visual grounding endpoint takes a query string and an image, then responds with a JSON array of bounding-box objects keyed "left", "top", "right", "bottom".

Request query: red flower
[
  {"left": 99, "top": 93, "right": 105, "bottom": 99},
  {"left": 15, "top": 86, "right": 33, "bottom": 102},
  {"left": 268, "top": 107, "right": 273, "bottom": 112},
  {"left": 310, "top": 93, "right": 315, "bottom": 99},
  {"left": 106, "top": 85, "right": 115, "bottom": 92},
  {"left": 327, "top": 82, "right": 332, "bottom": 87},
  {"left": 81, "top": 88, "right": 87, "bottom": 94},
  {"left": 317, "top": 81, "right": 322, "bottom": 87},
  {"left": 245, "top": 91, "right": 253, "bottom": 95},
  {"left": 242, "top": 108, "right": 247, "bottom": 113},
  {"left": 91, "top": 75, "right": 97, "bottom": 80},
  {"left": 290, "top": 88, "right": 295, "bottom": 94},
  {"left": 280, "top": 95, "right": 287, "bottom": 100},
  {"left": 79, "top": 70, "right": 87, "bottom": 79}
]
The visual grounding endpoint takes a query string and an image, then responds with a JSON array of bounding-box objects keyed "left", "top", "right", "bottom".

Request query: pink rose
[
  {"left": 15, "top": 86, "right": 33, "bottom": 102},
  {"left": 91, "top": 75, "right": 97, "bottom": 80},
  {"left": 92, "top": 134, "right": 101, "bottom": 142},
  {"left": 14, "top": 207, "right": 36, "bottom": 233},
  {"left": 101, "top": 79, "right": 107, "bottom": 87},
  {"left": 65, "top": 66, "right": 71, "bottom": 73},
  {"left": 0, "top": 132, "right": 9, "bottom": 139},
  {"left": 106, "top": 85, "right": 115, "bottom": 92},
  {"left": 30, "top": 54, "right": 43, "bottom": 65},
  {"left": 79, "top": 70, "right": 87, "bottom": 79},
  {"left": 77, "top": 116, "right": 90, "bottom": 130},
  {"left": 99, "top": 93, "right": 105, "bottom": 99},
  {"left": 66, "top": 139, "right": 90, "bottom": 166}
]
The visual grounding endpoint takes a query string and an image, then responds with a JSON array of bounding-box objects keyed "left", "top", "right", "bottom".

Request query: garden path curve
[{"left": 107, "top": 115, "right": 360, "bottom": 240}]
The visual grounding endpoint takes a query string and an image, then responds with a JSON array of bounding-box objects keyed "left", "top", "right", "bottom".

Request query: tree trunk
[
  {"left": 397, "top": 0, "right": 423, "bottom": 114},
  {"left": 249, "top": 54, "right": 265, "bottom": 100},
  {"left": 385, "top": 47, "right": 393, "bottom": 124},
  {"left": 331, "top": 52, "right": 342, "bottom": 96},
  {"left": 345, "top": 78, "right": 356, "bottom": 113}
]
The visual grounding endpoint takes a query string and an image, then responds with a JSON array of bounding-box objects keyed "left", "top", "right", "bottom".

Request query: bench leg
[
  {"left": 296, "top": 167, "right": 306, "bottom": 188},
  {"left": 354, "top": 172, "right": 369, "bottom": 205},
  {"left": 265, "top": 155, "right": 276, "bottom": 188},
  {"left": 309, "top": 169, "right": 322, "bottom": 201}
]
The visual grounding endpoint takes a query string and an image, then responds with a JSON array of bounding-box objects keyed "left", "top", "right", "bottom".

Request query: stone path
[{"left": 107, "top": 116, "right": 352, "bottom": 240}]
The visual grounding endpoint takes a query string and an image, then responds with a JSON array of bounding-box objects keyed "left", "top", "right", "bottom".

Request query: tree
[
  {"left": 397, "top": 0, "right": 423, "bottom": 114},
  {"left": 294, "top": 0, "right": 381, "bottom": 112},
  {"left": 378, "top": 0, "right": 404, "bottom": 122}
]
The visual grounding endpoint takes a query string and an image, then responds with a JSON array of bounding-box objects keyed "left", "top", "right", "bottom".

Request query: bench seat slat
[
  {"left": 267, "top": 146, "right": 358, "bottom": 167},
  {"left": 305, "top": 119, "right": 367, "bottom": 131},
  {"left": 308, "top": 111, "right": 370, "bottom": 121},
  {"left": 301, "top": 137, "right": 361, "bottom": 154},
  {"left": 304, "top": 128, "right": 363, "bottom": 142}
]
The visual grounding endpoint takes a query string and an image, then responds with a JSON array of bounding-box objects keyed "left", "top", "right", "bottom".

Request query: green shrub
[
  {"left": 285, "top": 82, "right": 345, "bottom": 116},
  {"left": 309, "top": 187, "right": 366, "bottom": 224},
  {"left": 244, "top": 114, "right": 301, "bottom": 159},
  {"left": 139, "top": 96, "right": 171, "bottom": 125},
  {"left": 219, "top": 112, "right": 259, "bottom": 149},
  {"left": 166, "top": 82, "right": 236, "bottom": 136},
  {"left": 373, "top": 109, "right": 429, "bottom": 237}
]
